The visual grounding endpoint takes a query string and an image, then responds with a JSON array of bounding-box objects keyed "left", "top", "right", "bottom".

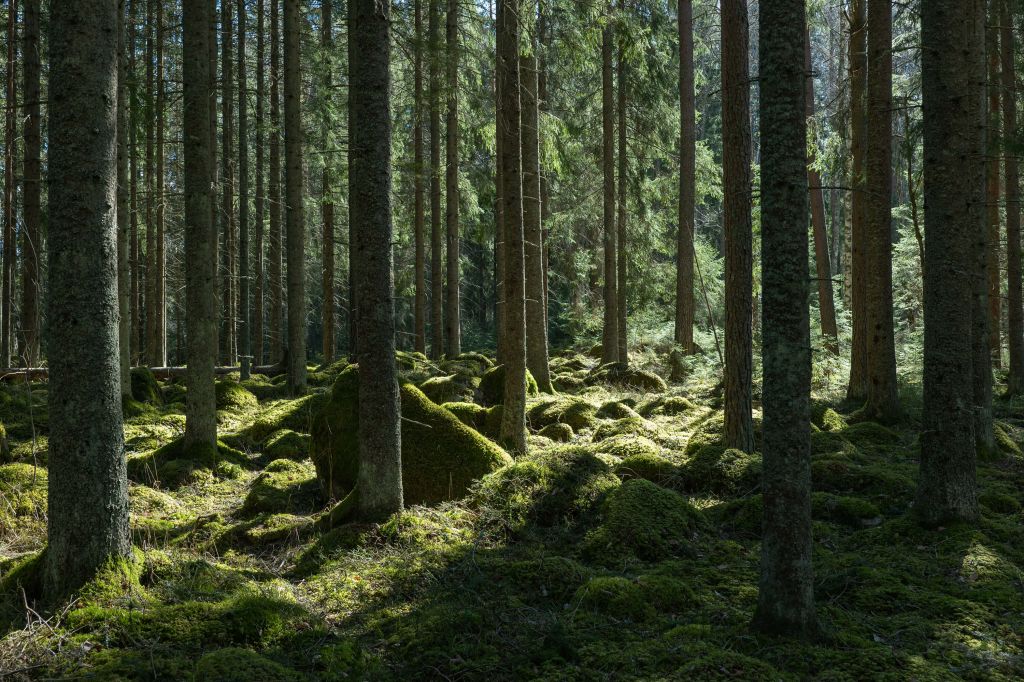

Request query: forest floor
[{"left": 1, "top": 347, "right": 1023, "bottom": 680}]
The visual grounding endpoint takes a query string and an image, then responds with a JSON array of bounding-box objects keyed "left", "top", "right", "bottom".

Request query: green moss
[
  {"left": 596, "top": 400, "right": 640, "bottom": 420},
  {"left": 684, "top": 412, "right": 725, "bottom": 456},
  {"left": 76, "top": 547, "right": 148, "bottom": 608},
  {"left": 588, "top": 364, "right": 669, "bottom": 393},
  {"left": 592, "top": 417, "right": 661, "bottom": 443},
  {"left": 443, "top": 401, "right": 487, "bottom": 428},
  {"left": 479, "top": 364, "right": 539, "bottom": 406},
  {"left": 129, "top": 484, "right": 181, "bottom": 516},
  {"left": 0, "top": 462, "right": 47, "bottom": 519},
  {"left": 678, "top": 446, "right": 761, "bottom": 496},
  {"left": 811, "top": 492, "right": 883, "bottom": 527},
  {"left": 263, "top": 429, "right": 310, "bottom": 460},
  {"left": 841, "top": 421, "right": 901, "bottom": 448},
  {"left": 583, "top": 478, "right": 704, "bottom": 561},
  {"left": 194, "top": 647, "right": 302, "bottom": 681},
  {"left": 614, "top": 452, "right": 679, "bottom": 486},
  {"left": 979, "top": 490, "right": 1021, "bottom": 514},
  {"left": 242, "top": 375, "right": 289, "bottom": 400},
  {"left": 992, "top": 422, "right": 1023, "bottom": 460},
  {"left": 538, "top": 422, "right": 573, "bottom": 442},
  {"left": 811, "top": 456, "right": 916, "bottom": 501},
  {"left": 635, "top": 573, "right": 698, "bottom": 612},
  {"left": 591, "top": 434, "right": 661, "bottom": 459},
  {"left": 130, "top": 367, "right": 164, "bottom": 405},
  {"left": 574, "top": 576, "right": 651, "bottom": 620},
  {"left": 308, "top": 359, "right": 352, "bottom": 387},
  {"left": 552, "top": 374, "right": 585, "bottom": 393},
  {"left": 241, "top": 393, "right": 331, "bottom": 445},
  {"left": 527, "top": 396, "right": 598, "bottom": 431},
  {"left": 216, "top": 380, "right": 260, "bottom": 412},
  {"left": 810, "top": 430, "right": 860, "bottom": 458},
  {"left": 816, "top": 407, "right": 848, "bottom": 432},
  {"left": 126, "top": 437, "right": 247, "bottom": 487},
  {"left": 242, "top": 459, "right": 321, "bottom": 515},
  {"left": 638, "top": 395, "right": 696, "bottom": 417},
  {"left": 311, "top": 366, "right": 512, "bottom": 506},
  {"left": 419, "top": 374, "right": 479, "bottom": 404}
]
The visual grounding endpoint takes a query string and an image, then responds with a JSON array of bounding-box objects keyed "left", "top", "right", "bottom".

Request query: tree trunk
[
  {"left": 445, "top": 0, "right": 461, "bottom": 356},
  {"left": 1003, "top": 2, "right": 1024, "bottom": 393},
  {"left": 987, "top": 3, "right": 1001, "bottom": 367},
  {"left": 601, "top": 22, "right": 618, "bottom": 366},
  {"left": 183, "top": 0, "right": 218, "bottom": 456},
  {"left": 429, "top": 0, "right": 443, "bottom": 359},
  {"left": 117, "top": 0, "right": 131, "bottom": 395},
  {"left": 973, "top": 2, "right": 994, "bottom": 457},
  {"left": 862, "top": 0, "right": 900, "bottom": 422},
  {"left": 238, "top": 0, "right": 251, "bottom": 379},
  {"left": 269, "top": 0, "right": 284, "bottom": 364},
  {"left": 805, "top": 32, "right": 839, "bottom": 354},
  {"left": 616, "top": 29, "right": 628, "bottom": 365},
  {"left": 722, "top": 0, "right": 754, "bottom": 452},
  {"left": 154, "top": 3, "right": 166, "bottom": 367},
  {"left": 2, "top": 0, "right": 17, "bottom": 369},
  {"left": 144, "top": 0, "right": 155, "bottom": 367},
  {"left": 414, "top": 0, "right": 427, "bottom": 354},
  {"left": 538, "top": 5, "right": 551, "bottom": 329},
  {"left": 221, "top": 0, "right": 236, "bottom": 366},
  {"left": 209, "top": 0, "right": 220, "bottom": 360},
  {"left": 675, "top": 0, "right": 695, "bottom": 354},
  {"left": 522, "top": 31, "right": 552, "bottom": 393},
  {"left": 284, "top": 0, "right": 306, "bottom": 395},
  {"left": 45, "top": 0, "right": 132, "bottom": 599},
  {"left": 255, "top": 0, "right": 266, "bottom": 365},
  {"left": 350, "top": 0, "right": 402, "bottom": 520},
  {"left": 497, "top": 0, "right": 527, "bottom": 454},
  {"left": 131, "top": 0, "right": 141, "bottom": 365},
  {"left": 917, "top": 0, "right": 981, "bottom": 525},
  {"left": 21, "top": 0, "right": 40, "bottom": 368},
  {"left": 752, "top": 0, "right": 817, "bottom": 637},
  {"left": 320, "top": 0, "right": 335, "bottom": 365},
  {"left": 847, "top": 0, "right": 869, "bottom": 401}
]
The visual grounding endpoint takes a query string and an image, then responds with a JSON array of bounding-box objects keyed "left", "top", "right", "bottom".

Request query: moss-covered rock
[
  {"left": 195, "top": 647, "right": 302, "bottom": 682},
  {"left": 263, "top": 429, "right": 311, "bottom": 460},
  {"left": 240, "top": 393, "right": 331, "bottom": 445},
  {"left": 479, "top": 364, "right": 539, "bottom": 406},
  {"left": 527, "top": 396, "right": 598, "bottom": 431},
  {"left": 311, "top": 366, "right": 512, "bottom": 506},
  {"left": 215, "top": 380, "right": 259, "bottom": 412},
  {"left": 241, "top": 375, "right": 288, "bottom": 401},
  {"left": 684, "top": 412, "right": 725, "bottom": 456},
  {"left": 574, "top": 576, "right": 650, "bottom": 620},
  {"left": 443, "top": 401, "right": 487, "bottom": 429},
  {"left": 242, "top": 459, "right": 321, "bottom": 515},
  {"left": 841, "top": 421, "right": 901, "bottom": 448},
  {"left": 583, "top": 479, "right": 704, "bottom": 562},
  {"left": 811, "top": 492, "right": 882, "bottom": 527},
  {"left": 552, "top": 374, "right": 585, "bottom": 393},
  {"left": 992, "top": 422, "right": 1023, "bottom": 460},
  {"left": 538, "top": 422, "right": 574, "bottom": 442},
  {"left": 588, "top": 363, "right": 669, "bottom": 393},
  {"left": 638, "top": 395, "right": 696, "bottom": 418},
  {"left": 677, "top": 446, "right": 761, "bottom": 496},
  {"left": 811, "top": 456, "right": 915, "bottom": 500},
  {"left": 127, "top": 438, "right": 247, "bottom": 487},
  {"left": 130, "top": 367, "right": 164, "bottom": 405},
  {"left": 596, "top": 400, "right": 641, "bottom": 420},
  {"left": 590, "top": 434, "right": 661, "bottom": 459},
  {"left": 614, "top": 452, "right": 679, "bottom": 487},
  {"left": 419, "top": 374, "right": 479, "bottom": 405},
  {"left": 814, "top": 406, "right": 848, "bottom": 432},
  {"left": 592, "top": 417, "right": 661, "bottom": 443}
]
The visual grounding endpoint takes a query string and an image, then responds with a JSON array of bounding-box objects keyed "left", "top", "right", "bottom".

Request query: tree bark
[
  {"left": 917, "top": 0, "right": 981, "bottom": 525},
  {"left": 2, "top": 0, "right": 17, "bottom": 369},
  {"left": 429, "top": 0, "right": 443, "bottom": 359},
  {"left": 238, "top": 0, "right": 251, "bottom": 379},
  {"left": 209, "top": 0, "right": 220, "bottom": 361},
  {"left": 131, "top": 0, "right": 141, "bottom": 365},
  {"left": 269, "top": 0, "right": 284, "bottom": 364},
  {"left": 255, "top": 0, "right": 266, "bottom": 365},
  {"left": 752, "top": 0, "right": 817, "bottom": 637},
  {"left": 321, "top": 0, "right": 335, "bottom": 365},
  {"left": 414, "top": 0, "right": 427, "bottom": 354},
  {"left": 862, "top": 0, "right": 900, "bottom": 422},
  {"left": 221, "top": 0, "right": 236, "bottom": 366},
  {"left": 616, "top": 27, "right": 628, "bottom": 365},
  {"left": 1003, "top": 1, "right": 1024, "bottom": 393},
  {"left": 601, "top": 21, "right": 618, "bottom": 366},
  {"left": 21, "top": 0, "right": 40, "bottom": 368},
  {"left": 350, "top": 0, "right": 403, "bottom": 520},
  {"left": 117, "top": 0, "right": 131, "bottom": 395},
  {"left": 154, "top": 2, "right": 166, "bottom": 367},
  {"left": 805, "top": 32, "right": 839, "bottom": 354},
  {"left": 45, "top": 0, "right": 131, "bottom": 599},
  {"left": 284, "top": 0, "right": 306, "bottom": 395},
  {"left": 497, "top": 0, "right": 527, "bottom": 454},
  {"left": 445, "top": 0, "right": 462, "bottom": 356},
  {"left": 846, "top": 0, "right": 869, "bottom": 401},
  {"left": 722, "top": 0, "right": 754, "bottom": 452},
  {"left": 183, "top": 0, "right": 218, "bottom": 456},
  {"left": 987, "top": 5, "right": 1001, "bottom": 367},
  {"left": 675, "top": 0, "right": 695, "bottom": 354}
]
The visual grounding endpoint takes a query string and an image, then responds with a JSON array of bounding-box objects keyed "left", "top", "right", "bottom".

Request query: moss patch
[
  {"left": 242, "top": 459, "right": 321, "bottom": 516},
  {"left": 527, "top": 396, "right": 598, "bottom": 432},
  {"left": 479, "top": 365, "right": 539, "bottom": 406}
]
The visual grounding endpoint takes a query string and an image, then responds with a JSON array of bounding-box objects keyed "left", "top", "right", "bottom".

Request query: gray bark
[{"left": 284, "top": 0, "right": 306, "bottom": 395}]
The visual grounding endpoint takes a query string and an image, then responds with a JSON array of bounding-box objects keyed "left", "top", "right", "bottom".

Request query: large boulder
[{"left": 311, "top": 366, "right": 512, "bottom": 506}]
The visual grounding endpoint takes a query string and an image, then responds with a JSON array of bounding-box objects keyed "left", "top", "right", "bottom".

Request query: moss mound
[
  {"left": 127, "top": 437, "right": 247, "bottom": 487},
  {"left": 574, "top": 576, "right": 650, "bottom": 620},
  {"left": 813, "top": 406, "right": 848, "bottom": 432},
  {"left": 527, "top": 396, "right": 598, "bottom": 431},
  {"left": 479, "top": 364, "right": 539, "bottom": 406},
  {"left": 588, "top": 364, "right": 668, "bottom": 393},
  {"left": 215, "top": 380, "right": 260, "bottom": 412},
  {"left": 590, "top": 434, "right": 661, "bottom": 459},
  {"left": 0, "top": 462, "right": 47, "bottom": 534},
  {"left": 242, "top": 459, "right": 321, "bottom": 515},
  {"left": 311, "top": 366, "right": 512, "bottom": 506},
  {"left": 678, "top": 446, "right": 761, "bottom": 496},
  {"left": 614, "top": 452, "right": 679, "bottom": 487},
  {"left": 552, "top": 374, "right": 585, "bottom": 393},
  {"left": 443, "top": 401, "right": 487, "bottom": 430},
  {"left": 195, "top": 647, "right": 302, "bottom": 682},
  {"left": 596, "top": 400, "right": 640, "bottom": 420},
  {"left": 592, "top": 416, "right": 661, "bottom": 443},
  {"left": 638, "top": 395, "right": 696, "bottom": 417},
  {"left": 583, "top": 479, "right": 704, "bottom": 562},
  {"left": 240, "top": 393, "right": 330, "bottom": 446},
  {"left": 684, "top": 412, "right": 725, "bottom": 456},
  {"left": 841, "top": 421, "right": 901, "bottom": 448},
  {"left": 980, "top": 489, "right": 1021, "bottom": 514},
  {"left": 538, "top": 422, "right": 574, "bottom": 442},
  {"left": 263, "top": 429, "right": 311, "bottom": 460},
  {"left": 130, "top": 367, "right": 163, "bottom": 405},
  {"left": 419, "top": 374, "right": 479, "bottom": 405}
]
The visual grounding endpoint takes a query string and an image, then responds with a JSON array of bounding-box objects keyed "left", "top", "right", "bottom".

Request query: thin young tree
[
  {"left": 675, "top": 0, "right": 695, "bottom": 355},
  {"left": 847, "top": 0, "right": 868, "bottom": 401},
  {"left": 722, "top": 0, "right": 754, "bottom": 452},
  {"left": 239, "top": 0, "right": 252, "bottom": 379},
  {"left": 321, "top": 0, "right": 336, "bottom": 364},
  {"left": 429, "top": 0, "right": 443, "bottom": 359},
  {"left": 183, "top": 0, "right": 218, "bottom": 456},
  {"left": 917, "top": 0, "right": 982, "bottom": 525},
  {"left": 131, "top": 0, "right": 142, "bottom": 365},
  {"left": 445, "top": 0, "right": 462, "bottom": 355},
  {"left": 862, "top": 0, "right": 899, "bottom": 421},
  {"left": 222, "top": 0, "right": 237, "bottom": 365},
  {"left": 269, "top": 0, "right": 284, "bottom": 364},
  {"left": 414, "top": 0, "right": 427, "bottom": 354},
  {"left": 2, "top": 0, "right": 17, "bottom": 369},
  {"left": 987, "top": 4, "right": 1000, "bottom": 365},
  {"left": 498, "top": 0, "right": 527, "bottom": 454},
  {"left": 752, "top": 0, "right": 817, "bottom": 637},
  {"left": 117, "top": 0, "right": 131, "bottom": 394},
  {"left": 601, "top": 19, "right": 618, "bottom": 366},
  {"left": 22, "top": 0, "right": 40, "bottom": 368},
  {"left": 616, "top": 21, "right": 628, "bottom": 365},
  {"left": 1003, "top": 0, "right": 1024, "bottom": 394},
  {"left": 45, "top": 0, "right": 132, "bottom": 598},
  {"left": 284, "top": 0, "right": 306, "bottom": 394},
  {"left": 350, "top": 0, "right": 403, "bottom": 520},
  {"left": 154, "top": 1, "right": 166, "bottom": 367}
]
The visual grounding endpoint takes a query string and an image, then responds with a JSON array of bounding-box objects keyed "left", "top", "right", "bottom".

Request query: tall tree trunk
[
  {"left": 601, "top": 21, "right": 618, "bottom": 365},
  {"left": 445, "top": 0, "right": 461, "bottom": 356},
  {"left": 917, "top": 0, "right": 981, "bottom": 525},
  {"left": 616, "top": 27, "right": 628, "bottom": 365},
  {"left": 45, "top": 0, "right": 131, "bottom": 599},
  {"left": 805, "top": 31, "right": 839, "bottom": 354},
  {"left": 973, "top": 1, "right": 994, "bottom": 456},
  {"left": 183, "top": 0, "right": 218, "bottom": 455},
  {"left": 538, "top": 4, "right": 551, "bottom": 328},
  {"left": 238, "top": 0, "right": 251, "bottom": 379},
  {"left": 284, "top": 0, "right": 306, "bottom": 395},
  {"left": 2, "top": 0, "right": 17, "bottom": 369},
  {"left": 117, "top": 0, "right": 131, "bottom": 394},
  {"left": 351, "top": 0, "right": 402, "bottom": 520},
  {"left": 255, "top": 0, "right": 266, "bottom": 364},
  {"left": 522, "top": 24, "right": 552, "bottom": 392},
  {"left": 269, "top": 0, "right": 283, "bottom": 364},
  {"left": 154, "top": 2, "right": 166, "bottom": 366},
  {"left": 131, "top": 0, "right": 141, "bottom": 365},
  {"left": 862, "top": 0, "right": 900, "bottom": 421},
  {"left": 144, "top": 0, "right": 155, "bottom": 367},
  {"left": 414, "top": 0, "right": 427, "bottom": 354},
  {"left": 221, "top": 0, "right": 236, "bottom": 365},
  {"left": 675, "top": 0, "right": 695, "bottom": 354},
  {"left": 497, "top": 0, "right": 527, "bottom": 454},
  {"left": 429, "top": 0, "right": 443, "bottom": 359},
  {"left": 847, "top": 0, "right": 869, "bottom": 401},
  {"left": 321, "top": 0, "right": 335, "bottom": 365},
  {"left": 722, "top": 0, "right": 754, "bottom": 452},
  {"left": 752, "top": 0, "right": 817, "bottom": 637},
  {"left": 987, "top": 2, "right": 1001, "bottom": 366},
  {"left": 1003, "top": 1, "right": 1024, "bottom": 393},
  {"left": 21, "top": 0, "right": 40, "bottom": 368}
]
